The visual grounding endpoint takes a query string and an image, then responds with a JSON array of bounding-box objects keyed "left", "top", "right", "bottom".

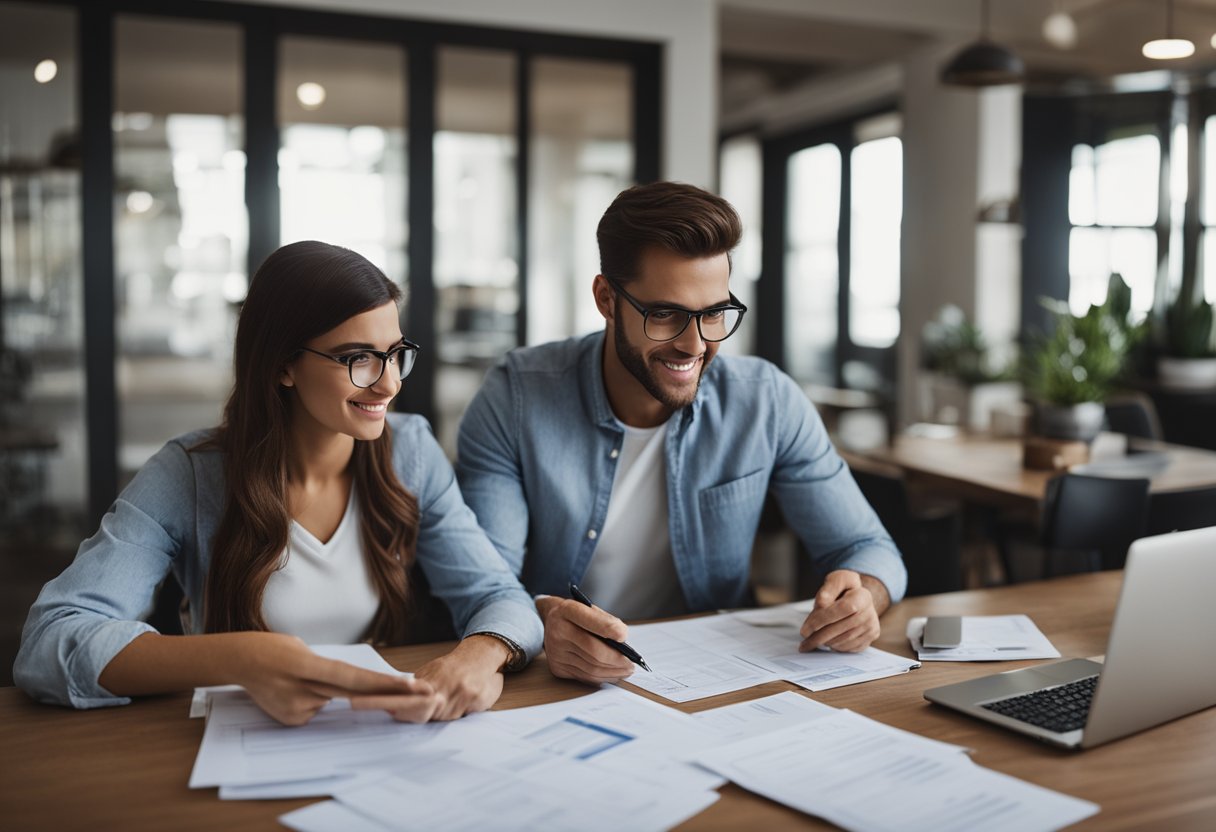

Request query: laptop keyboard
[{"left": 980, "top": 674, "right": 1098, "bottom": 734}]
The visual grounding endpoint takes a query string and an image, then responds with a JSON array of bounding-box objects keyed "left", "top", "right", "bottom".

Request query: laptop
[{"left": 924, "top": 525, "right": 1216, "bottom": 750}]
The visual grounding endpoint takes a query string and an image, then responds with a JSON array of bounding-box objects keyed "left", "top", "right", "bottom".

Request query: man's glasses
[
  {"left": 605, "top": 276, "right": 747, "bottom": 343},
  {"left": 295, "top": 339, "right": 420, "bottom": 388}
]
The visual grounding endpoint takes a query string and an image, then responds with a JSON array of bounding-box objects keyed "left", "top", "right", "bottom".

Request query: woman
[{"left": 14, "top": 241, "right": 542, "bottom": 725}]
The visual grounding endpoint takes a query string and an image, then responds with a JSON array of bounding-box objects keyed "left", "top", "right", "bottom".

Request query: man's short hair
[{"left": 597, "top": 181, "right": 743, "bottom": 283}]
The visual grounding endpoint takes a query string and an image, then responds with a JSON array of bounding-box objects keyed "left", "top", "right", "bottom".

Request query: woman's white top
[{"left": 262, "top": 485, "right": 379, "bottom": 644}]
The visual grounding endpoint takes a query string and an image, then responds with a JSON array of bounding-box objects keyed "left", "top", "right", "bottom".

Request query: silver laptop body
[{"left": 923, "top": 525, "right": 1216, "bottom": 750}]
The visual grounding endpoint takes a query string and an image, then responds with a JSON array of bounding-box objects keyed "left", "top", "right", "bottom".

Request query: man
[{"left": 456, "top": 181, "right": 906, "bottom": 684}]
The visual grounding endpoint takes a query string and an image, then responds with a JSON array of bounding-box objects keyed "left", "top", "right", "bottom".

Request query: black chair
[
  {"left": 1040, "top": 473, "right": 1150, "bottom": 575},
  {"left": 850, "top": 468, "right": 963, "bottom": 596},
  {"left": 146, "top": 575, "right": 186, "bottom": 635},
  {"left": 1146, "top": 486, "right": 1216, "bottom": 536},
  {"left": 1104, "top": 393, "right": 1163, "bottom": 441}
]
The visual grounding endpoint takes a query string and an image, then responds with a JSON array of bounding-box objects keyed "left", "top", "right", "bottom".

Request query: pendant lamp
[
  {"left": 1142, "top": 0, "right": 1194, "bottom": 60},
  {"left": 941, "top": 0, "right": 1025, "bottom": 87}
]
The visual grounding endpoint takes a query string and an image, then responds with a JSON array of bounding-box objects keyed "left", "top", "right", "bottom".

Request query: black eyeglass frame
[
  {"left": 604, "top": 275, "right": 748, "bottom": 343},
  {"left": 295, "top": 339, "right": 421, "bottom": 388}
]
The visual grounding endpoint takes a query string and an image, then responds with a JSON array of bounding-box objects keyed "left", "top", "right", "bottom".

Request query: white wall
[
  {"left": 899, "top": 42, "right": 1021, "bottom": 424},
  {"left": 235, "top": 0, "right": 718, "bottom": 187}
]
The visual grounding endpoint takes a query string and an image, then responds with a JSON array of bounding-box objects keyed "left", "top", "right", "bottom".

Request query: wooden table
[
  {"left": 846, "top": 432, "right": 1216, "bottom": 513},
  {"left": 3, "top": 573, "right": 1214, "bottom": 831}
]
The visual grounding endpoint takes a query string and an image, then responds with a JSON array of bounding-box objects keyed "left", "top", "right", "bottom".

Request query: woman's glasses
[{"left": 295, "top": 340, "right": 420, "bottom": 388}]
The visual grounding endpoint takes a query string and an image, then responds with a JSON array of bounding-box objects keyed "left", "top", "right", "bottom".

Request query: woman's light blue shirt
[{"left": 15, "top": 413, "right": 543, "bottom": 708}]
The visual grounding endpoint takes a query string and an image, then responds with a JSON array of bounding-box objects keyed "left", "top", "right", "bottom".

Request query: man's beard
[{"left": 614, "top": 310, "right": 706, "bottom": 412}]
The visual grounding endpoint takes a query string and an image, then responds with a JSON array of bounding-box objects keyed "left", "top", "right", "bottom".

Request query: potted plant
[
  {"left": 920, "top": 305, "right": 1016, "bottom": 429},
  {"left": 1023, "top": 293, "right": 1131, "bottom": 443},
  {"left": 1157, "top": 293, "right": 1216, "bottom": 390}
]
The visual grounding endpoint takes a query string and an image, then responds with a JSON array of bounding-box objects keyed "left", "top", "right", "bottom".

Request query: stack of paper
[
  {"left": 694, "top": 699, "right": 1099, "bottom": 832},
  {"left": 622, "top": 601, "right": 920, "bottom": 703},
  {"left": 906, "top": 615, "right": 1061, "bottom": 661},
  {"left": 188, "top": 647, "right": 723, "bottom": 830}
]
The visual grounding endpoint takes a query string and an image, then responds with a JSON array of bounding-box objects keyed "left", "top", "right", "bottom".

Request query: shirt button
[
  {"left": 609, "top": 448, "right": 619, "bottom": 459},
  {"left": 587, "top": 529, "right": 598, "bottom": 540}
]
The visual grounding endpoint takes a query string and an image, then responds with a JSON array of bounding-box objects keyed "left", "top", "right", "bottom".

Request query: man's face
[{"left": 608, "top": 246, "right": 732, "bottom": 412}]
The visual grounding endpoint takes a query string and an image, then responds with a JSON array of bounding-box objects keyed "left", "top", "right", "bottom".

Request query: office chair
[
  {"left": 851, "top": 468, "right": 963, "bottom": 596},
  {"left": 1104, "top": 393, "right": 1163, "bottom": 441},
  {"left": 1040, "top": 473, "right": 1150, "bottom": 575},
  {"left": 1146, "top": 486, "right": 1216, "bottom": 536}
]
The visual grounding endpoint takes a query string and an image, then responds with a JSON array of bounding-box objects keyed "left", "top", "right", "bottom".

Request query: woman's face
[{"left": 281, "top": 300, "right": 405, "bottom": 443}]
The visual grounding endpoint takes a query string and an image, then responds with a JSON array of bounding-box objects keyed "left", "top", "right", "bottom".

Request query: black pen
[{"left": 568, "top": 583, "right": 653, "bottom": 672}]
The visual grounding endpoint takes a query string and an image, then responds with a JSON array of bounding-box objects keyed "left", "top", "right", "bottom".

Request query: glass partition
[
  {"left": 114, "top": 16, "right": 245, "bottom": 478},
  {"left": 0, "top": 1, "right": 85, "bottom": 684},
  {"left": 278, "top": 36, "right": 407, "bottom": 286},
  {"left": 529, "top": 57, "right": 633, "bottom": 346},
  {"left": 433, "top": 47, "right": 517, "bottom": 453}
]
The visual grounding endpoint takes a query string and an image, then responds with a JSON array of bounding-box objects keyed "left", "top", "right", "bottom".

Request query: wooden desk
[
  {"left": 2, "top": 573, "right": 1214, "bottom": 831},
  {"left": 847, "top": 432, "right": 1216, "bottom": 512}
]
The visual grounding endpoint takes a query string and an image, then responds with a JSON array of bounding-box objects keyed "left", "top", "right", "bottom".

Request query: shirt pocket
[{"left": 697, "top": 468, "right": 769, "bottom": 569}]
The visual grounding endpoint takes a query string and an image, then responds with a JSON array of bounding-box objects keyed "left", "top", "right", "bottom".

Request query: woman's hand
[
  {"left": 401, "top": 635, "right": 510, "bottom": 721},
  {"left": 229, "top": 632, "right": 442, "bottom": 726}
]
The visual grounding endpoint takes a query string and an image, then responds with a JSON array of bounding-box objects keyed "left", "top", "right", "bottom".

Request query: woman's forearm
[{"left": 97, "top": 631, "right": 269, "bottom": 696}]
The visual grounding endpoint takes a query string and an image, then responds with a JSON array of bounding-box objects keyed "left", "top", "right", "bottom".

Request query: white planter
[{"left": 1158, "top": 357, "right": 1216, "bottom": 391}]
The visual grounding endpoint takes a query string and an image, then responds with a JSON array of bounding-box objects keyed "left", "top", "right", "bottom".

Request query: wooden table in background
[
  {"left": 845, "top": 432, "right": 1216, "bottom": 513},
  {"left": 2, "top": 572, "right": 1214, "bottom": 831}
]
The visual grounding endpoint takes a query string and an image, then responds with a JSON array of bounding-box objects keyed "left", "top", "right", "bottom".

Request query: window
[
  {"left": 1067, "top": 131, "right": 1160, "bottom": 318},
  {"left": 785, "top": 143, "right": 841, "bottom": 385},
  {"left": 849, "top": 132, "right": 902, "bottom": 348}
]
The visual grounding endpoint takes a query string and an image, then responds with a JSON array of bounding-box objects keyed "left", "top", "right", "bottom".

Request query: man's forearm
[{"left": 858, "top": 574, "right": 892, "bottom": 615}]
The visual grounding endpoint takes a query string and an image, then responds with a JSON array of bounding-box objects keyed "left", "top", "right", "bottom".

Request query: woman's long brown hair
[{"left": 201, "top": 241, "right": 418, "bottom": 644}]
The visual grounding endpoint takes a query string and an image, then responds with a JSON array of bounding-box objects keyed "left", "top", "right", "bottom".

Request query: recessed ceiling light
[
  {"left": 296, "top": 82, "right": 326, "bottom": 110},
  {"left": 34, "top": 59, "right": 57, "bottom": 84},
  {"left": 1042, "top": 11, "right": 1078, "bottom": 50}
]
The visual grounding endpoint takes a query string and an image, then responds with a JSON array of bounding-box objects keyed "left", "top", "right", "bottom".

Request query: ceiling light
[
  {"left": 942, "top": 0, "right": 1025, "bottom": 87},
  {"left": 1142, "top": 0, "right": 1194, "bottom": 60},
  {"left": 296, "top": 82, "right": 326, "bottom": 110},
  {"left": 1042, "top": 7, "right": 1078, "bottom": 50},
  {"left": 34, "top": 59, "right": 57, "bottom": 84}
]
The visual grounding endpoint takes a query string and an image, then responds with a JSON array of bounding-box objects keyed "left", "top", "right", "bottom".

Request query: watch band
[{"left": 472, "top": 631, "right": 526, "bottom": 672}]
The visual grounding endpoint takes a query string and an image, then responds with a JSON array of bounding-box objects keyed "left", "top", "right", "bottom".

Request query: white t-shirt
[
  {"left": 579, "top": 420, "right": 686, "bottom": 620},
  {"left": 262, "top": 485, "right": 379, "bottom": 644}
]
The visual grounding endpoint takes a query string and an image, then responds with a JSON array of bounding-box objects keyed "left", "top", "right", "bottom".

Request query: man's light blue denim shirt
[
  {"left": 455, "top": 333, "right": 907, "bottom": 612},
  {"left": 15, "top": 413, "right": 543, "bottom": 709}
]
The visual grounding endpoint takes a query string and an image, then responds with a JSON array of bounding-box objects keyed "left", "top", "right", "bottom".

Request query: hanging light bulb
[
  {"left": 1142, "top": 0, "right": 1194, "bottom": 60},
  {"left": 942, "top": 0, "right": 1025, "bottom": 87},
  {"left": 1042, "top": 2, "right": 1078, "bottom": 50}
]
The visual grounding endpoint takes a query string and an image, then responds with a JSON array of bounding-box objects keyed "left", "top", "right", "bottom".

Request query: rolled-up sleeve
[
  {"left": 405, "top": 418, "right": 544, "bottom": 663},
  {"left": 13, "top": 441, "right": 194, "bottom": 708},
  {"left": 767, "top": 372, "right": 908, "bottom": 604}
]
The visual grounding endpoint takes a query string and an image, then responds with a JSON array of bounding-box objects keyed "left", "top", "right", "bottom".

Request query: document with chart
[{"left": 621, "top": 603, "right": 919, "bottom": 702}]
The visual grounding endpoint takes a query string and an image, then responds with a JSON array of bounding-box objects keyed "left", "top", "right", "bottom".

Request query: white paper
[
  {"left": 696, "top": 709, "right": 1097, "bottom": 832},
  {"left": 188, "top": 691, "right": 455, "bottom": 789},
  {"left": 279, "top": 799, "right": 393, "bottom": 832},
  {"left": 622, "top": 604, "right": 918, "bottom": 702},
  {"left": 691, "top": 690, "right": 837, "bottom": 743},
  {"left": 189, "top": 644, "right": 406, "bottom": 718},
  {"left": 907, "top": 616, "right": 1061, "bottom": 662}
]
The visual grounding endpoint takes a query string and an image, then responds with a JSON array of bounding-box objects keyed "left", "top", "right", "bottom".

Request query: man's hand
[
  {"left": 404, "top": 635, "right": 509, "bottom": 721},
  {"left": 230, "top": 632, "right": 442, "bottom": 726},
  {"left": 798, "top": 570, "right": 890, "bottom": 653},
  {"left": 535, "top": 596, "right": 635, "bottom": 684}
]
